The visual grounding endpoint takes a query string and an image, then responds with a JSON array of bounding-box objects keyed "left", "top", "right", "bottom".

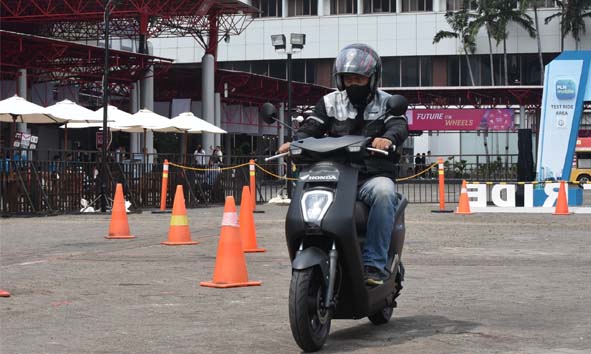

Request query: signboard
[
  {"left": 13, "top": 132, "right": 38, "bottom": 149},
  {"left": 465, "top": 182, "right": 584, "bottom": 208},
  {"left": 96, "top": 130, "right": 110, "bottom": 149},
  {"left": 406, "top": 109, "right": 514, "bottom": 131},
  {"left": 536, "top": 51, "right": 591, "bottom": 181}
]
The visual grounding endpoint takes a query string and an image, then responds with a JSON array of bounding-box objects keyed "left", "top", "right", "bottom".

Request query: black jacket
[{"left": 294, "top": 90, "right": 409, "bottom": 181}]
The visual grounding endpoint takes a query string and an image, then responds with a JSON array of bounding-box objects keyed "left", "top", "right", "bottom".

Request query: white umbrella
[
  {"left": 0, "top": 94, "right": 65, "bottom": 124},
  {"left": 63, "top": 105, "right": 134, "bottom": 129},
  {"left": 115, "top": 109, "right": 172, "bottom": 156},
  {"left": 153, "top": 112, "right": 226, "bottom": 134},
  {"left": 118, "top": 109, "right": 171, "bottom": 132},
  {"left": 153, "top": 112, "right": 226, "bottom": 163},
  {"left": 46, "top": 99, "right": 103, "bottom": 148},
  {"left": 0, "top": 94, "right": 65, "bottom": 149},
  {"left": 45, "top": 99, "right": 101, "bottom": 123}
]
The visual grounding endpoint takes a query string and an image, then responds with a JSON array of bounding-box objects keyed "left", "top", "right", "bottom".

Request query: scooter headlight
[{"left": 301, "top": 190, "right": 333, "bottom": 226}]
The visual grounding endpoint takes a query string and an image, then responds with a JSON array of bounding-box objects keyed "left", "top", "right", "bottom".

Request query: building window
[
  {"left": 269, "top": 60, "right": 286, "bottom": 79},
  {"left": 306, "top": 61, "right": 316, "bottom": 83},
  {"left": 288, "top": 0, "right": 318, "bottom": 16},
  {"left": 363, "top": 0, "right": 396, "bottom": 13},
  {"left": 330, "top": 0, "right": 357, "bottom": 14},
  {"left": 529, "top": 0, "right": 556, "bottom": 8},
  {"left": 382, "top": 57, "right": 400, "bottom": 87},
  {"left": 293, "top": 60, "right": 306, "bottom": 83},
  {"left": 401, "top": 0, "right": 432, "bottom": 12},
  {"left": 445, "top": 0, "right": 477, "bottom": 11},
  {"left": 420, "top": 57, "right": 432, "bottom": 86},
  {"left": 252, "top": 0, "right": 283, "bottom": 17},
  {"left": 252, "top": 61, "right": 269, "bottom": 76},
  {"left": 401, "top": 57, "right": 419, "bottom": 86}
]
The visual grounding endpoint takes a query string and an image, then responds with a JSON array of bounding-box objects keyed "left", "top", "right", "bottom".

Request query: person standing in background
[
  {"left": 215, "top": 145, "right": 223, "bottom": 165},
  {"left": 194, "top": 144, "right": 207, "bottom": 166}
]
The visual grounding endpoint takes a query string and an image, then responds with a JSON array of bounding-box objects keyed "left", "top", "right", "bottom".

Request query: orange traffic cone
[
  {"left": 105, "top": 183, "right": 135, "bottom": 239},
  {"left": 0, "top": 289, "right": 10, "bottom": 297},
  {"left": 455, "top": 180, "right": 472, "bottom": 215},
  {"left": 239, "top": 186, "right": 265, "bottom": 253},
  {"left": 200, "top": 196, "right": 262, "bottom": 288},
  {"left": 162, "top": 185, "right": 199, "bottom": 245},
  {"left": 553, "top": 181, "right": 571, "bottom": 215}
]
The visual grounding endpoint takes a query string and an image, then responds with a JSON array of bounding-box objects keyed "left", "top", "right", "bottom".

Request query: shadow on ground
[{"left": 320, "top": 314, "right": 480, "bottom": 353}]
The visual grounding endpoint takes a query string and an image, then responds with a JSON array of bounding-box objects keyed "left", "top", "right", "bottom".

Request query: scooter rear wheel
[{"left": 289, "top": 267, "right": 331, "bottom": 352}]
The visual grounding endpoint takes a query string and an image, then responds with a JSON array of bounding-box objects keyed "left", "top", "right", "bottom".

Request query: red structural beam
[
  {"left": 155, "top": 67, "right": 333, "bottom": 106},
  {"left": 0, "top": 0, "right": 258, "bottom": 45},
  {"left": 0, "top": 0, "right": 255, "bottom": 22},
  {"left": 0, "top": 30, "right": 173, "bottom": 94},
  {"left": 385, "top": 86, "right": 543, "bottom": 108}
]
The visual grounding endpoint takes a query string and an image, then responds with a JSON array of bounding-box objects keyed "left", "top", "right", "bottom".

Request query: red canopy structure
[
  {"left": 384, "top": 86, "right": 544, "bottom": 109},
  {"left": 0, "top": 30, "right": 173, "bottom": 98},
  {"left": 0, "top": 0, "right": 259, "bottom": 55},
  {"left": 155, "top": 66, "right": 333, "bottom": 106}
]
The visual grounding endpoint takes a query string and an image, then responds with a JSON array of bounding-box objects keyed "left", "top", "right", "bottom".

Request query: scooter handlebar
[
  {"left": 265, "top": 152, "right": 289, "bottom": 162},
  {"left": 366, "top": 144, "right": 396, "bottom": 156}
]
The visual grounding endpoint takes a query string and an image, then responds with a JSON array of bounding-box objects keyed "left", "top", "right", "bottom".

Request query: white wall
[{"left": 151, "top": 9, "right": 591, "bottom": 63}]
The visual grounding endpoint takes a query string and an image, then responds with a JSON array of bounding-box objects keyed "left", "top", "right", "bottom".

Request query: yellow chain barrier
[
  {"left": 255, "top": 163, "right": 298, "bottom": 181},
  {"left": 167, "top": 161, "right": 250, "bottom": 172},
  {"left": 167, "top": 161, "right": 588, "bottom": 186},
  {"left": 395, "top": 163, "right": 437, "bottom": 182}
]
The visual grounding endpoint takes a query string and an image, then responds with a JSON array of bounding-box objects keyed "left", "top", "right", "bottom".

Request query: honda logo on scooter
[{"left": 300, "top": 174, "right": 339, "bottom": 181}]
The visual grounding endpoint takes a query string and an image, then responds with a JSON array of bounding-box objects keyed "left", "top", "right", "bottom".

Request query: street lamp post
[
  {"left": 101, "top": 0, "right": 117, "bottom": 212},
  {"left": 271, "top": 33, "right": 306, "bottom": 198}
]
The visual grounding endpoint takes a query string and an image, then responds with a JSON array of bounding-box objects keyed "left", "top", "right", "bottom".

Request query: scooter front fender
[{"left": 292, "top": 247, "right": 329, "bottom": 287}]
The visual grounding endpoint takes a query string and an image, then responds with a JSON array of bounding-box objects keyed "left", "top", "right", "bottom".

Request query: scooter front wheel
[{"left": 289, "top": 267, "right": 331, "bottom": 352}]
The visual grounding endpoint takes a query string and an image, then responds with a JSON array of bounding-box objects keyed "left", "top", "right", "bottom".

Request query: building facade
[{"left": 144, "top": 1, "right": 590, "bottom": 159}]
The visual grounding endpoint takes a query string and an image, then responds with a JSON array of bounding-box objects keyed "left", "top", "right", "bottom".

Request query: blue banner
[{"left": 536, "top": 51, "right": 591, "bottom": 181}]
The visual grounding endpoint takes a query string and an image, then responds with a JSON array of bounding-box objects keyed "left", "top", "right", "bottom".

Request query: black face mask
[{"left": 345, "top": 84, "right": 371, "bottom": 106}]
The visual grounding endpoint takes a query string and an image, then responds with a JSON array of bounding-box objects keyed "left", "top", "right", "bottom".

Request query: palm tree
[
  {"left": 433, "top": 5, "right": 478, "bottom": 86},
  {"left": 493, "top": 0, "right": 536, "bottom": 85},
  {"left": 469, "top": 0, "right": 499, "bottom": 86},
  {"left": 521, "top": 0, "right": 546, "bottom": 84},
  {"left": 545, "top": 0, "right": 591, "bottom": 50}
]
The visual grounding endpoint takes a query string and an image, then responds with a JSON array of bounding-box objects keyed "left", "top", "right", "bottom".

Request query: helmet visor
[{"left": 334, "top": 47, "right": 378, "bottom": 77}]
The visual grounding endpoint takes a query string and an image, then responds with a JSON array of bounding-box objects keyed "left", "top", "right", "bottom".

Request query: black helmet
[{"left": 334, "top": 43, "right": 382, "bottom": 94}]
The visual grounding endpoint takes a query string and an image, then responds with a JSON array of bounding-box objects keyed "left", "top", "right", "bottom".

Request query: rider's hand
[
  {"left": 372, "top": 137, "right": 393, "bottom": 151},
  {"left": 278, "top": 142, "right": 291, "bottom": 154}
]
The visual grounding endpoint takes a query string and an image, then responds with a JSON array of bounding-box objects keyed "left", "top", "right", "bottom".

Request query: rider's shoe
[{"left": 364, "top": 265, "right": 389, "bottom": 286}]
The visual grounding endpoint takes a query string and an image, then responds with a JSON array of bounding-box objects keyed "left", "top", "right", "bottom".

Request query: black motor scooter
[{"left": 261, "top": 96, "right": 408, "bottom": 352}]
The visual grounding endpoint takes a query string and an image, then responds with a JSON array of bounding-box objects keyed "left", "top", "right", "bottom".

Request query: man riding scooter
[{"left": 279, "top": 43, "right": 409, "bottom": 286}]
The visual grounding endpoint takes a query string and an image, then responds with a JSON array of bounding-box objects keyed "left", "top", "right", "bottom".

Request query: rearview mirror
[
  {"left": 387, "top": 94, "right": 409, "bottom": 116},
  {"left": 260, "top": 103, "right": 278, "bottom": 124}
]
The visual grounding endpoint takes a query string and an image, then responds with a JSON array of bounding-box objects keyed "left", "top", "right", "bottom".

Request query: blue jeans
[{"left": 357, "top": 176, "right": 398, "bottom": 274}]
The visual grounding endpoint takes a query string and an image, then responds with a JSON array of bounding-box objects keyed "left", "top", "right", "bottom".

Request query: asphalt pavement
[{"left": 1, "top": 202, "right": 590, "bottom": 354}]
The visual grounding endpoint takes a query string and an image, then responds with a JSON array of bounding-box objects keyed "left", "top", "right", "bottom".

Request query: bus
[{"left": 571, "top": 137, "right": 591, "bottom": 183}]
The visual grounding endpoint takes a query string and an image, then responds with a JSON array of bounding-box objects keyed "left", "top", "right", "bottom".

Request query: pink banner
[{"left": 407, "top": 109, "right": 514, "bottom": 131}]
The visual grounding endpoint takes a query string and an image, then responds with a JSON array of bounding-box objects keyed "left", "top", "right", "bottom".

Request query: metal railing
[{"left": 1, "top": 148, "right": 520, "bottom": 216}]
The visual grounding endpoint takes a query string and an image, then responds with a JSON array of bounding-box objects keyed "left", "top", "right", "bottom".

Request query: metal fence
[{"left": 1, "top": 149, "right": 517, "bottom": 216}]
